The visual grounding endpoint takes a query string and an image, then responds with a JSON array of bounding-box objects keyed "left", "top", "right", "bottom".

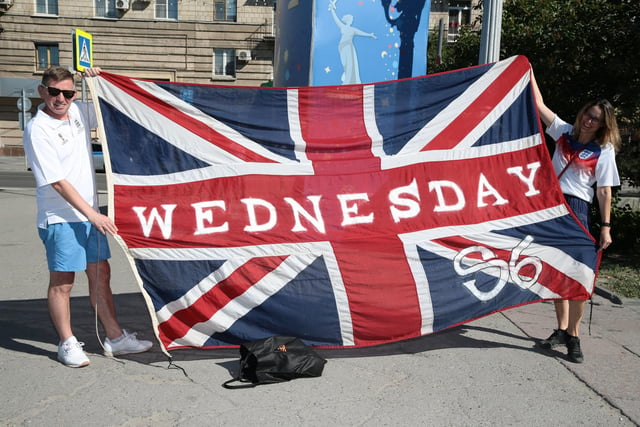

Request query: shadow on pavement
[{"left": 0, "top": 293, "right": 545, "bottom": 367}]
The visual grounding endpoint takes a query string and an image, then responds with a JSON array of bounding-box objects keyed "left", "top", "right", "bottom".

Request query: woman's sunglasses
[{"left": 41, "top": 84, "right": 76, "bottom": 99}]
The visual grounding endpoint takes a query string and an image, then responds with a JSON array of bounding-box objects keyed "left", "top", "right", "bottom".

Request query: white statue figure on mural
[{"left": 329, "top": 0, "right": 377, "bottom": 84}]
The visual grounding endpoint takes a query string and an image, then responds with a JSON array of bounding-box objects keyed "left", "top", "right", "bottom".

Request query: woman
[{"left": 531, "top": 72, "right": 621, "bottom": 363}]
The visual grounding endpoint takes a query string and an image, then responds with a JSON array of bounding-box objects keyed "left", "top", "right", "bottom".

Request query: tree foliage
[{"left": 428, "top": 0, "right": 640, "bottom": 186}]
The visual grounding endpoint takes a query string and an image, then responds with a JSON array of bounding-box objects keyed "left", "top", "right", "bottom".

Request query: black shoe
[
  {"left": 567, "top": 335, "right": 584, "bottom": 363},
  {"left": 540, "top": 329, "right": 568, "bottom": 349}
]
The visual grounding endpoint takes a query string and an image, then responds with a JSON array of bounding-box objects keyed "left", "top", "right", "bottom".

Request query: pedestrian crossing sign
[{"left": 73, "top": 29, "right": 93, "bottom": 72}]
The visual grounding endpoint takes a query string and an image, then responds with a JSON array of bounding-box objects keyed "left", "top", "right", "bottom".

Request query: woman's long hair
[{"left": 572, "top": 99, "right": 622, "bottom": 152}]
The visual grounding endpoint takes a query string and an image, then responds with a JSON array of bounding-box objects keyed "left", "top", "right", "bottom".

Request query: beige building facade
[{"left": 0, "top": 0, "right": 276, "bottom": 154}]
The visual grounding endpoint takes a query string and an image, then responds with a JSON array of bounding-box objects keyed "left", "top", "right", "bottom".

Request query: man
[{"left": 23, "top": 66, "right": 152, "bottom": 368}]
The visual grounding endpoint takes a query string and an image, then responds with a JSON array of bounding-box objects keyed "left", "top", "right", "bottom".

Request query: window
[
  {"left": 448, "top": 2, "right": 472, "bottom": 43},
  {"left": 36, "top": 0, "right": 58, "bottom": 15},
  {"left": 214, "top": 0, "right": 237, "bottom": 21},
  {"left": 95, "top": 0, "right": 117, "bottom": 18},
  {"left": 213, "top": 49, "right": 236, "bottom": 78},
  {"left": 430, "top": 0, "right": 447, "bottom": 13},
  {"left": 36, "top": 43, "right": 60, "bottom": 69},
  {"left": 156, "top": 0, "right": 178, "bottom": 20}
]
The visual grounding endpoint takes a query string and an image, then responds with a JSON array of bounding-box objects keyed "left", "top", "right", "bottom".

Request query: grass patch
[{"left": 597, "top": 254, "right": 640, "bottom": 299}]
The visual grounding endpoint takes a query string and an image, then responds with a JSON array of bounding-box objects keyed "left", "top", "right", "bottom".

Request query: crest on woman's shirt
[{"left": 579, "top": 149, "right": 595, "bottom": 160}]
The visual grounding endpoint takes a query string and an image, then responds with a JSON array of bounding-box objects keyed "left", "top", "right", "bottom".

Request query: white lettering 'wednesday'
[{"left": 131, "top": 162, "right": 542, "bottom": 239}]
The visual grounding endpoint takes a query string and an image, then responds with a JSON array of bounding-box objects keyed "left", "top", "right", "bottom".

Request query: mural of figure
[
  {"left": 329, "top": 0, "right": 377, "bottom": 84},
  {"left": 381, "top": 0, "right": 427, "bottom": 79}
]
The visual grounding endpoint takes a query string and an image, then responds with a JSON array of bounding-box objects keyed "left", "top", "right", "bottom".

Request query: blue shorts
[{"left": 38, "top": 222, "right": 111, "bottom": 272}]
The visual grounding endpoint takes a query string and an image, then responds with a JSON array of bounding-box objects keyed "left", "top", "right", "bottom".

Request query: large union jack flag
[{"left": 89, "top": 55, "right": 599, "bottom": 352}]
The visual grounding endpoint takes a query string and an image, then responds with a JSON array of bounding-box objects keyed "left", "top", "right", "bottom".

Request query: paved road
[
  {"left": 1, "top": 156, "right": 638, "bottom": 426},
  {"left": 0, "top": 156, "right": 106, "bottom": 191}
]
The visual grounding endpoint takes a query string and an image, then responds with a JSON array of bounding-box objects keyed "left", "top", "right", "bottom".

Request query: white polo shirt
[{"left": 23, "top": 102, "right": 98, "bottom": 228}]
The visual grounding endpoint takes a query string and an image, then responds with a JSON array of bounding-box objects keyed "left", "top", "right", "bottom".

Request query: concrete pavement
[{"left": 1, "top": 156, "right": 639, "bottom": 426}]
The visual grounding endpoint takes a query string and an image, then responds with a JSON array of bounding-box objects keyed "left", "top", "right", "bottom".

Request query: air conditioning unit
[
  {"left": 116, "top": 0, "right": 130, "bottom": 10},
  {"left": 236, "top": 50, "right": 252, "bottom": 61}
]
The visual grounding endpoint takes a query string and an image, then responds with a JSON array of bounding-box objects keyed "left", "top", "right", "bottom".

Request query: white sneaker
[
  {"left": 103, "top": 330, "right": 153, "bottom": 357},
  {"left": 58, "top": 336, "right": 90, "bottom": 368}
]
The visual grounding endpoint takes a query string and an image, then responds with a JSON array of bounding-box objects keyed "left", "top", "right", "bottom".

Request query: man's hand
[
  {"left": 51, "top": 179, "right": 118, "bottom": 235},
  {"left": 88, "top": 211, "right": 118, "bottom": 236},
  {"left": 83, "top": 67, "right": 102, "bottom": 78}
]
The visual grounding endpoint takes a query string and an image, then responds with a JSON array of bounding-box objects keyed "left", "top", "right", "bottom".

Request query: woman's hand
[
  {"left": 596, "top": 186, "right": 613, "bottom": 251},
  {"left": 599, "top": 226, "right": 612, "bottom": 251}
]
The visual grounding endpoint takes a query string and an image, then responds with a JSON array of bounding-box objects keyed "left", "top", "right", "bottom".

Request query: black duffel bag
[{"left": 222, "top": 336, "right": 327, "bottom": 389}]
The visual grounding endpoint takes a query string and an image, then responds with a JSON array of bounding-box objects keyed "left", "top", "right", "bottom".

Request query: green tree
[{"left": 428, "top": 0, "right": 640, "bottom": 186}]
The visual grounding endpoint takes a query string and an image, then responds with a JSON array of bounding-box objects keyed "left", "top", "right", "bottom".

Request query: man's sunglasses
[{"left": 41, "top": 84, "right": 76, "bottom": 99}]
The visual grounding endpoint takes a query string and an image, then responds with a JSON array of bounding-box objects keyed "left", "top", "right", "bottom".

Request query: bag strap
[{"left": 222, "top": 354, "right": 257, "bottom": 389}]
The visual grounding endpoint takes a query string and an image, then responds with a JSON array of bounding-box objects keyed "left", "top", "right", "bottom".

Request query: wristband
[{"left": 601, "top": 222, "right": 611, "bottom": 227}]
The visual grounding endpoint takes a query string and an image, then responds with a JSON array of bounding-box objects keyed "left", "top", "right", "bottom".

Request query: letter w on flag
[{"left": 88, "top": 56, "right": 599, "bottom": 352}]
